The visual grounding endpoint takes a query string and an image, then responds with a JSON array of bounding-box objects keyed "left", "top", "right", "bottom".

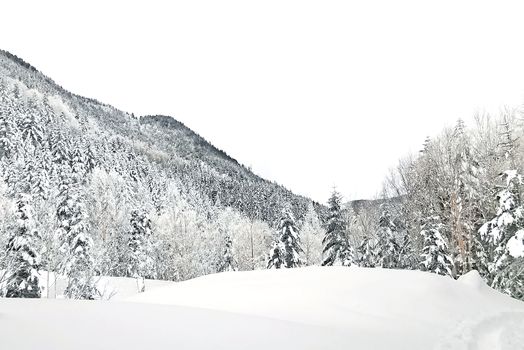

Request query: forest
[{"left": 0, "top": 49, "right": 523, "bottom": 301}]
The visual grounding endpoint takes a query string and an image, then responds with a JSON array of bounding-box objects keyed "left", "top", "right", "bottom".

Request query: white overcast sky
[{"left": 2, "top": 1, "right": 524, "bottom": 203}]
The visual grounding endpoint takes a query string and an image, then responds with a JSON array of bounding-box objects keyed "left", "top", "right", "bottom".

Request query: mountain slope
[
  {"left": 0, "top": 49, "right": 315, "bottom": 222},
  {"left": 0, "top": 49, "right": 318, "bottom": 281}
]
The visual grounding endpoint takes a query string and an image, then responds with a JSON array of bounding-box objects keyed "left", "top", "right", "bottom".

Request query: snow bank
[
  {"left": 130, "top": 266, "right": 521, "bottom": 324},
  {"left": 1, "top": 267, "right": 523, "bottom": 350},
  {"left": 129, "top": 266, "right": 524, "bottom": 349},
  {"left": 37, "top": 271, "right": 172, "bottom": 300},
  {"left": 457, "top": 270, "right": 488, "bottom": 290}
]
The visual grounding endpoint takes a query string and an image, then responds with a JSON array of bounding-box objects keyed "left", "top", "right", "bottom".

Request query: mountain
[
  {"left": 0, "top": 50, "right": 315, "bottom": 222},
  {"left": 0, "top": 49, "right": 320, "bottom": 282}
]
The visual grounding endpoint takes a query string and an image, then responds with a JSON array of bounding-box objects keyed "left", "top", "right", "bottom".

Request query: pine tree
[
  {"left": 267, "top": 208, "right": 302, "bottom": 268},
  {"left": 0, "top": 106, "right": 15, "bottom": 159},
  {"left": 356, "top": 235, "right": 377, "bottom": 267},
  {"left": 420, "top": 215, "right": 454, "bottom": 277},
  {"left": 322, "top": 189, "right": 353, "bottom": 266},
  {"left": 127, "top": 209, "right": 154, "bottom": 292},
  {"left": 218, "top": 235, "right": 237, "bottom": 272},
  {"left": 375, "top": 204, "right": 401, "bottom": 268},
  {"left": 56, "top": 173, "right": 96, "bottom": 299},
  {"left": 266, "top": 241, "right": 284, "bottom": 269},
  {"left": 3, "top": 194, "right": 41, "bottom": 298},
  {"left": 479, "top": 170, "right": 524, "bottom": 299},
  {"left": 397, "top": 231, "right": 416, "bottom": 269},
  {"left": 338, "top": 238, "right": 355, "bottom": 267},
  {"left": 20, "top": 108, "right": 44, "bottom": 148}
]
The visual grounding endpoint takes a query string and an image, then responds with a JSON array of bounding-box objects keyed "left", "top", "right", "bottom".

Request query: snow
[
  {"left": 1, "top": 267, "right": 524, "bottom": 349},
  {"left": 47, "top": 95, "right": 79, "bottom": 128},
  {"left": 457, "top": 270, "right": 489, "bottom": 291},
  {"left": 36, "top": 271, "right": 172, "bottom": 300},
  {"left": 507, "top": 229, "right": 524, "bottom": 258}
]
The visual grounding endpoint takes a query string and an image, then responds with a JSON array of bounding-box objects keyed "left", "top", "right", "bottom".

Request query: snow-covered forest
[{"left": 0, "top": 49, "right": 523, "bottom": 302}]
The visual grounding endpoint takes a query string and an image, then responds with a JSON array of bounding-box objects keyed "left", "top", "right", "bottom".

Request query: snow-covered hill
[{"left": 2, "top": 267, "right": 523, "bottom": 349}]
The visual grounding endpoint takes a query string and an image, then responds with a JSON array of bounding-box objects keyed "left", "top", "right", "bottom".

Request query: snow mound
[
  {"left": 457, "top": 270, "right": 488, "bottom": 290},
  {"left": 2, "top": 267, "right": 524, "bottom": 350},
  {"left": 128, "top": 266, "right": 524, "bottom": 349}
]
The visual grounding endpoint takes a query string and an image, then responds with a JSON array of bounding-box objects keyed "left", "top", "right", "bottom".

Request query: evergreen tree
[
  {"left": 420, "top": 215, "right": 454, "bottom": 277},
  {"left": 267, "top": 208, "right": 302, "bottom": 268},
  {"left": 375, "top": 204, "right": 401, "bottom": 268},
  {"left": 356, "top": 235, "right": 377, "bottom": 267},
  {"left": 479, "top": 170, "right": 524, "bottom": 299},
  {"left": 127, "top": 209, "right": 154, "bottom": 292},
  {"left": 3, "top": 194, "right": 41, "bottom": 298},
  {"left": 0, "top": 106, "right": 15, "bottom": 159},
  {"left": 56, "top": 173, "right": 96, "bottom": 299},
  {"left": 397, "top": 231, "right": 416, "bottom": 269},
  {"left": 218, "top": 235, "right": 237, "bottom": 272},
  {"left": 266, "top": 241, "right": 284, "bottom": 269},
  {"left": 322, "top": 189, "right": 353, "bottom": 266},
  {"left": 20, "top": 108, "right": 44, "bottom": 148}
]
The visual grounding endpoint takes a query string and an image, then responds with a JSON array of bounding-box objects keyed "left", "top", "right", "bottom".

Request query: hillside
[
  {"left": 0, "top": 49, "right": 319, "bottom": 282},
  {"left": 0, "top": 50, "right": 316, "bottom": 223}
]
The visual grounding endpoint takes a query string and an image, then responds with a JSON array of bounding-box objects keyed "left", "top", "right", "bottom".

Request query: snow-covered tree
[
  {"left": 266, "top": 241, "right": 284, "bottom": 269},
  {"left": 397, "top": 231, "right": 416, "bottom": 269},
  {"left": 449, "top": 119, "right": 483, "bottom": 275},
  {"left": 127, "top": 209, "right": 154, "bottom": 292},
  {"left": 479, "top": 170, "right": 524, "bottom": 299},
  {"left": 218, "top": 235, "right": 237, "bottom": 272},
  {"left": 0, "top": 106, "right": 16, "bottom": 159},
  {"left": 56, "top": 173, "right": 96, "bottom": 299},
  {"left": 322, "top": 189, "right": 353, "bottom": 266},
  {"left": 267, "top": 208, "right": 302, "bottom": 269},
  {"left": 356, "top": 235, "right": 377, "bottom": 267},
  {"left": 300, "top": 202, "right": 323, "bottom": 266},
  {"left": 2, "top": 194, "right": 41, "bottom": 298},
  {"left": 20, "top": 108, "right": 44, "bottom": 148},
  {"left": 375, "top": 204, "right": 401, "bottom": 268},
  {"left": 420, "top": 215, "right": 454, "bottom": 277}
]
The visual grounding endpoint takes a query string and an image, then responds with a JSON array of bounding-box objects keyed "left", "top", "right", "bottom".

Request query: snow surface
[
  {"left": 1, "top": 267, "right": 524, "bottom": 349},
  {"left": 36, "top": 271, "right": 172, "bottom": 300}
]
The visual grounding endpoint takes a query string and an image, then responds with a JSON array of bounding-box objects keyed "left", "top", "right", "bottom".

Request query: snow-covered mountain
[
  {"left": 0, "top": 49, "right": 315, "bottom": 224},
  {"left": 0, "top": 49, "right": 321, "bottom": 283}
]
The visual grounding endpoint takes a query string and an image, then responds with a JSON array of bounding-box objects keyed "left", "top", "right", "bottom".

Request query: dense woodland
[{"left": 0, "top": 50, "right": 523, "bottom": 300}]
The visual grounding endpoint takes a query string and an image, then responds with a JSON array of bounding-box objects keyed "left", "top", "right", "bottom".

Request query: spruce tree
[
  {"left": 57, "top": 173, "right": 96, "bottom": 299},
  {"left": 479, "top": 170, "right": 524, "bottom": 299},
  {"left": 375, "top": 204, "right": 401, "bottom": 268},
  {"left": 20, "top": 108, "right": 44, "bottom": 148},
  {"left": 322, "top": 189, "right": 353, "bottom": 266},
  {"left": 398, "top": 231, "right": 416, "bottom": 269},
  {"left": 420, "top": 214, "right": 455, "bottom": 277},
  {"left": 267, "top": 208, "right": 302, "bottom": 268},
  {"left": 128, "top": 209, "right": 154, "bottom": 292},
  {"left": 266, "top": 241, "right": 284, "bottom": 269},
  {"left": 3, "top": 194, "right": 41, "bottom": 298},
  {"left": 356, "top": 235, "right": 377, "bottom": 267},
  {"left": 0, "top": 106, "right": 15, "bottom": 159},
  {"left": 218, "top": 235, "right": 237, "bottom": 272}
]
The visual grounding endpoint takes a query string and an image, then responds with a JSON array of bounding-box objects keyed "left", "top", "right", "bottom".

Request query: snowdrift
[{"left": 1, "top": 267, "right": 523, "bottom": 349}]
